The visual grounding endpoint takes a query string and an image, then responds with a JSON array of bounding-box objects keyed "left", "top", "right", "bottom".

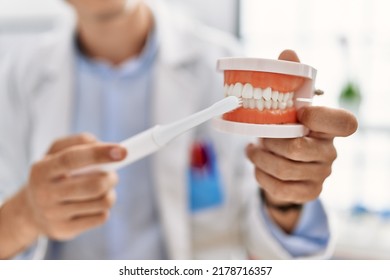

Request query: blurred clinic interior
[{"left": 0, "top": 0, "right": 389, "bottom": 259}]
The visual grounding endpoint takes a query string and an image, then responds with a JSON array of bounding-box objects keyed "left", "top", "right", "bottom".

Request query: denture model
[{"left": 213, "top": 57, "right": 317, "bottom": 138}]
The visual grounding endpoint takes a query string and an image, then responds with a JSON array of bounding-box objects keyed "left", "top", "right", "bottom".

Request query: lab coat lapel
[
  {"left": 30, "top": 37, "right": 75, "bottom": 161},
  {"left": 151, "top": 61, "right": 200, "bottom": 259},
  {"left": 149, "top": 1, "right": 204, "bottom": 260}
]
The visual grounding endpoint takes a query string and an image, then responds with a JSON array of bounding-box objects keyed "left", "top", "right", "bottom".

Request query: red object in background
[{"left": 190, "top": 142, "right": 209, "bottom": 169}]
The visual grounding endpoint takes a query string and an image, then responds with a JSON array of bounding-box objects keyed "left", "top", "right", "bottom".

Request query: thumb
[
  {"left": 278, "top": 49, "right": 300, "bottom": 63},
  {"left": 298, "top": 106, "right": 358, "bottom": 137}
]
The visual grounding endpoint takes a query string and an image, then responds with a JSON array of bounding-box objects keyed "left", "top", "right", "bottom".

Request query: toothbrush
[{"left": 72, "top": 96, "right": 241, "bottom": 175}]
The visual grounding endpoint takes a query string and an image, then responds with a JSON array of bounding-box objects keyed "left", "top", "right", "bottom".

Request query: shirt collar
[{"left": 75, "top": 26, "right": 158, "bottom": 78}]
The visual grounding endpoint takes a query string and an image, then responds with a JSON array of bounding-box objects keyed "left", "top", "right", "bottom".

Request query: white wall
[
  {"left": 0, "top": 0, "right": 71, "bottom": 33},
  {"left": 167, "top": 0, "right": 239, "bottom": 35},
  {"left": 0, "top": 0, "right": 239, "bottom": 34}
]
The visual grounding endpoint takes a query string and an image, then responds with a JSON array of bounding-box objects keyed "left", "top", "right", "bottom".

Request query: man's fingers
[
  {"left": 254, "top": 168, "right": 323, "bottom": 204},
  {"left": 68, "top": 212, "right": 110, "bottom": 231},
  {"left": 42, "top": 144, "right": 127, "bottom": 179},
  {"left": 246, "top": 144, "right": 331, "bottom": 182},
  {"left": 51, "top": 213, "right": 110, "bottom": 240},
  {"left": 262, "top": 137, "right": 337, "bottom": 163},
  {"left": 53, "top": 172, "right": 118, "bottom": 202},
  {"left": 298, "top": 106, "right": 358, "bottom": 137},
  {"left": 60, "top": 191, "right": 116, "bottom": 219},
  {"left": 47, "top": 133, "right": 97, "bottom": 155}
]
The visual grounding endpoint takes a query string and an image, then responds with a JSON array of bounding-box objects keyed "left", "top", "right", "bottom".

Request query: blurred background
[{"left": 1, "top": 0, "right": 390, "bottom": 259}]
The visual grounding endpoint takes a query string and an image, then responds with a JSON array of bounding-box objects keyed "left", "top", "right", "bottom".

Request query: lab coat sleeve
[
  {"left": 0, "top": 43, "right": 48, "bottom": 259},
  {"left": 0, "top": 49, "right": 31, "bottom": 202},
  {"left": 237, "top": 153, "right": 335, "bottom": 259},
  {"left": 11, "top": 237, "right": 48, "bottom": 260},
  {"left": 260, "top": 198, "right": 331, "bottom": 257}
]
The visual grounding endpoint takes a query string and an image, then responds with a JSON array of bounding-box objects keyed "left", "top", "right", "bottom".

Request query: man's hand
[
  {"left": 246, "top": 50, "right": 358, "bottom": 233},
  {"left": 23, "top": 133, "right": 126, "bottom": 240},
  {"left": 247, "top": 106, "right": 357, "bottom": 202},
  {"left": 0, "top": 133, "right": 127, "bottom": 259}
]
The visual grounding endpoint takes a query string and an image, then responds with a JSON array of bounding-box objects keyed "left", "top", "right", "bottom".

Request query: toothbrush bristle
[{"left": 237, "top": 97, "right": 243, "bottom": 107}]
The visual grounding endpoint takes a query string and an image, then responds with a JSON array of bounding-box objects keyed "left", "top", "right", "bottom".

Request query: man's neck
[{"left": 77, "top": 2, "right": 153, "bottom": 65}]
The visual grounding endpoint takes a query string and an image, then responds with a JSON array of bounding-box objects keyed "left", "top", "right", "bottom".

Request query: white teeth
[
  {"left": 249, "top": 99, "right": 256, "bottom": 109},
  {"left": 232, "top": 83, "right": 243, "bottom": 97},
  {"left": 224, "top": 83, "right": 295, "bottom": 111},
  {"left": 243, "top": 98, "right": 249, "bottom": 108},
  {"left": 279, "top": 102, "right": 287, "bottom": 110},
  {"left": 265, "top": 100, "right": 272, "bottom": 109},
  {"left": 263, "top": 87, "right": 272, "bottom": 101},
  {"left": 227, "top": 84, "right": 234, "bottom": 96},
  {"left": 256, "top": 99, "right": 264, "bottom": 111},
  {"left": 242, "top": 83, "right": 254, "bottom": 98},
  {"left": 253, "top": 88, "right": 262, "bottom": 99},
  {"left": 283, "top": 93, "right": 290, "bottom": 102},
  {"left": 271, "top": 91, "right": 279, "bottom": 101}
]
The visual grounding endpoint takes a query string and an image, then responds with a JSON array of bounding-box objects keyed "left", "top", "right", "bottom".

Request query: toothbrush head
[
  {"left": 223, "top": 96, "right": 242, "bottom": 111},
  {"left": 237, "top": 97, "right": 243, "bottom": 107}
]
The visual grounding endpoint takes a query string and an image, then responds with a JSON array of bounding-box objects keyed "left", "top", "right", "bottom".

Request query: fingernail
[{"left": 109, "top": 147, "right": 125, "bottom": 160}]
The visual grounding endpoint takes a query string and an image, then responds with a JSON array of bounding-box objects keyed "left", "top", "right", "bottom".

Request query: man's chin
[{"left": 93, "top": 8, "right": 125, "bottom": 21}]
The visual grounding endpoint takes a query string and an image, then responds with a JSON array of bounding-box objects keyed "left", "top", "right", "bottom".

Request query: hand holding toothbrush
[
  {"left": 2, "top": 96, "right": 241, "bottom": 248},
  {"left": 13, "top": 134, "right": 126, "bottom": 243}
]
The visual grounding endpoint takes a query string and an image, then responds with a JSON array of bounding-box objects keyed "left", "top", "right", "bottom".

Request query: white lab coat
[{"left": 0, "top": 3, "right": 333, "bottom": 260}]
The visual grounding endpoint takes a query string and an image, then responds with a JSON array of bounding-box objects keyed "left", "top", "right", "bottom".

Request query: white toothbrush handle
[
  {"left": 154, "top": 96, "right": 240, "bottom": 145},
  {"left": 71, "top": 126, "right": 162, "bottom": 175},
  {"left": 71, "top": 97, "right": 240, "bottom": 175}
]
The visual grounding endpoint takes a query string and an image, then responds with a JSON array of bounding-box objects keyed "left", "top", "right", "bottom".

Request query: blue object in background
[
  {"left": 351, "top": 203, "right": 390, "bottom": 221},
  {"left": 188, "top": 141, "right": 224, "bottom": 212}
]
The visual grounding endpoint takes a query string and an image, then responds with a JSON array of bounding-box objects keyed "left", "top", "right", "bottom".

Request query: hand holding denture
[{"left": 245, "top": 50, "right": 358, "bottom": 206}]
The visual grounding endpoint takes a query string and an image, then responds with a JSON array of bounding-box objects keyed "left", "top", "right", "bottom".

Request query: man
[{"left": 0, "top": 0, "right": 357, "bottom": 259}]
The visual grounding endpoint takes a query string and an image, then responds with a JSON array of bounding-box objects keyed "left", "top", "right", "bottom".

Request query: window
[
  {"left": 240, "top": 0, "right": 390, "bottom": 124},
  {"left": 240, "top": 0, "right": 390, "bottom": 258}
]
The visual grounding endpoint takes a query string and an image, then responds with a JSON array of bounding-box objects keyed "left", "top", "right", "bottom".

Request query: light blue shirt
[
  {"left": 44, "top": 31, "right": 329, "bottom": 259},
  {"left": 46, "top": 31, "right": 167, "bottom": 259},
  {"left": 261, "top": 199, "right": 329, "bottom": 257}
]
